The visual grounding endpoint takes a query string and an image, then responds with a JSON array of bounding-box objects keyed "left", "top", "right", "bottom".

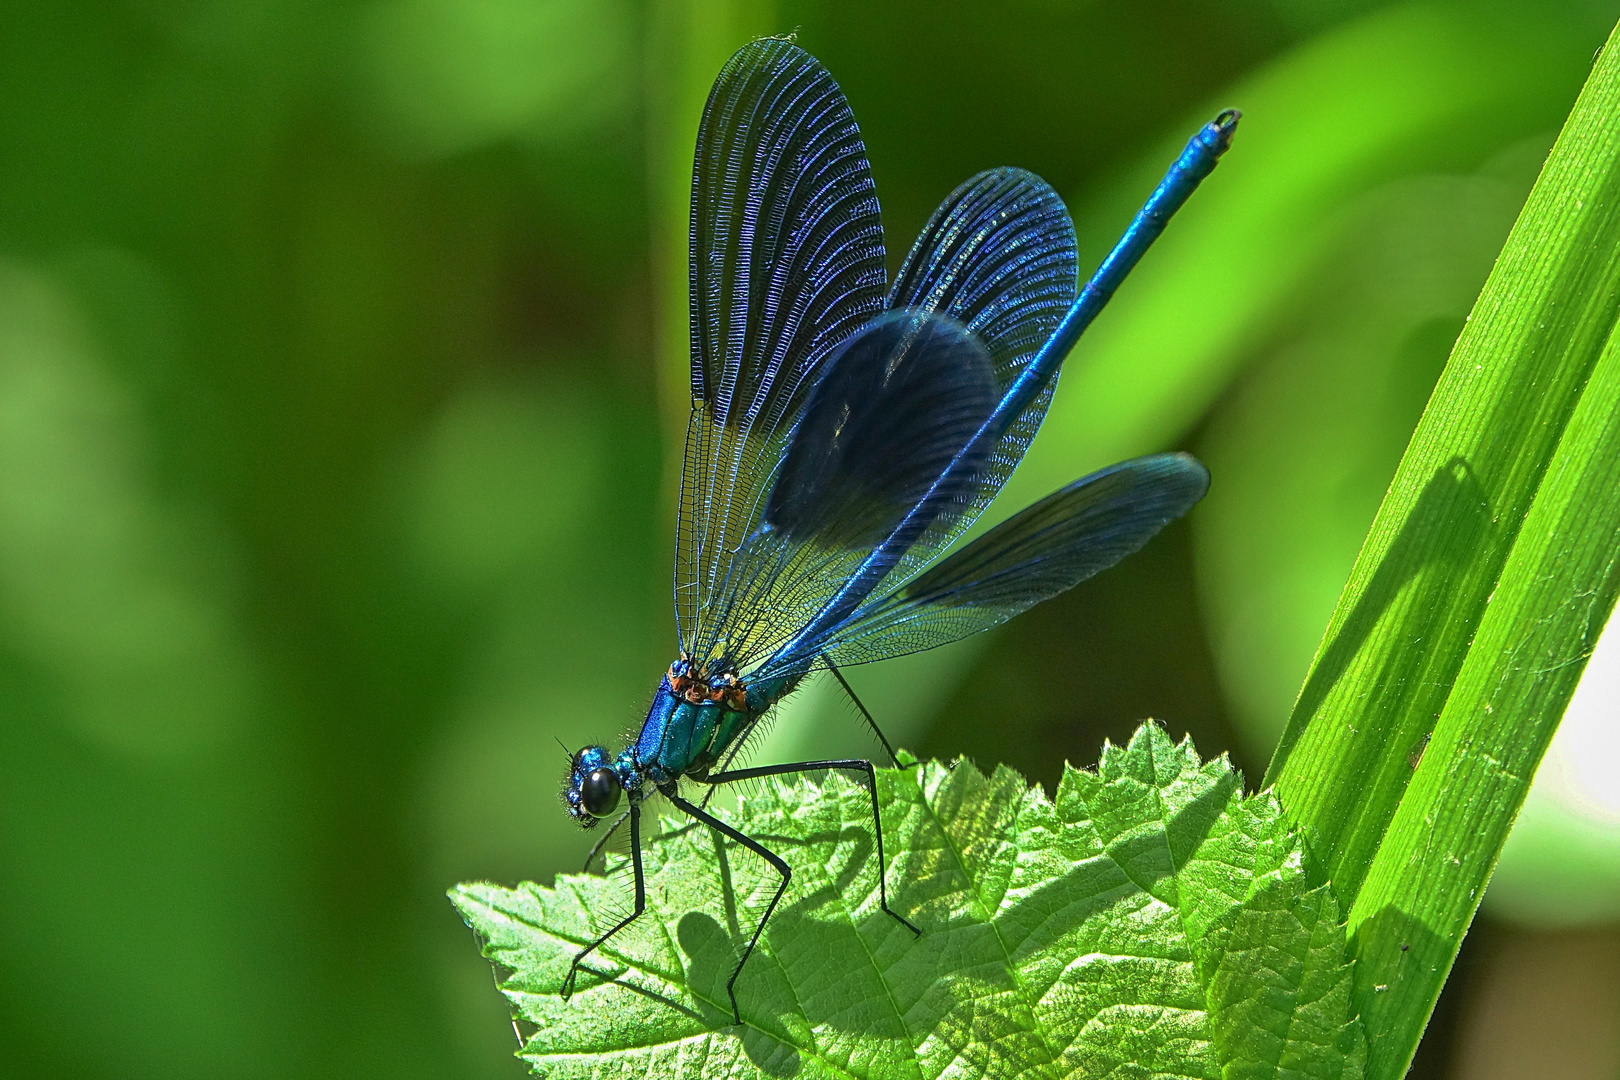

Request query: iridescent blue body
[
  {"left": 627, "top": 671, "right": 797, "bottom": 791},
  {"left": 631, "top": 689, "right": 742, "bottom": 786},
  {"left": 557, "top": 38, "right": 1238, "bottom": 1026}
]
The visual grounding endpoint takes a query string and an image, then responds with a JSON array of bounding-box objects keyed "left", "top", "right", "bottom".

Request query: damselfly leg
[
  {"left": 561, "top": 803, "right": 646, "bottom": 1003},
  {"left": 823, "top": 658, "right": 920, "bottom": 771},
  {"left": 687, "top": 757, "right": 921, "bottom": 1023}
]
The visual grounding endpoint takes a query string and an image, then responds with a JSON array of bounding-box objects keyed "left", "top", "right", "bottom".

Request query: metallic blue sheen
[
  {"left": 577, "top": 39, "right": 1238, "bottom": 798},
  {"left": 765, "top": 110, "right": 1239, "bottom": 668},
  {"left": 1009, "top": 109, "right": 1240, "bottom": 419},
  {"left": 630, "top": 671, "right": 804, "bottom": 787},
  {"left": 560, "top": 39, "right": 1238, "bottom": 1026},
  {"left": 571, "top": 34, "right": 1238, "bottom": 822}
]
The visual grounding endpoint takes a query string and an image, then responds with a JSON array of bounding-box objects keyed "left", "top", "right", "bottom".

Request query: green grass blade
[
  {"left": 1265, "top": 16, "right": 1620, "bottom": 1079},
  {"left": 1352, "top": 255, "right": 1620, "bottom": 1080}
]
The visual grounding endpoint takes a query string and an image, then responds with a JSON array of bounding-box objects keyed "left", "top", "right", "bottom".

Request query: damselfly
[{"left": 561, "top": 37, "right": 1238, "bottom": 1023}]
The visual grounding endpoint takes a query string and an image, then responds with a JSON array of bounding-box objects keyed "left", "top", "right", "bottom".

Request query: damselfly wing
[{"left": 559, "top": 37, "right": 1237, "bottom": 1024}]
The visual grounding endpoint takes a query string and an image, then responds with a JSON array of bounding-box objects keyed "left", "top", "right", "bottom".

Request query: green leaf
[
  {"left": 453, "top": 724, "right": 1365, "bottom": 1078},
  {"left": 1263, "top": 15, "right": 1620, "bottom": 1080}
]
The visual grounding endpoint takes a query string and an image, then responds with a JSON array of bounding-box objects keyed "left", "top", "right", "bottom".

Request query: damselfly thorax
[{"left": 554, "top": 36, "right": 1235, "bottom": 1025}]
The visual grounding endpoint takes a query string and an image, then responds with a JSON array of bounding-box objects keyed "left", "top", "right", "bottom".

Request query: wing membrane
[
  {"left": 766, "top": 311, "right": 997, "bottom": 546},
  {"left": 678, "top": 39, "right": 887, "bottom": 653},
  {"left": 801, "top": 453, "right": 1210, "bottom": 667},
  {"left": 890, "top": 168, "right": 1078, "bottom": 380},
  {"left": 872, "top": 169, "right": 1079, "bottom": 592},
  {"left": 696, "top": 310, "right": 997, "bottom": 671},
  {"left": 744, "top": 171, "right": 1083, "bottom": 669}
]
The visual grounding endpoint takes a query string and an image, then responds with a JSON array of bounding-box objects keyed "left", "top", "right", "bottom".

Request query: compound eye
[{"left": 580, "top": 767, "right": 622, "bottom": 818}]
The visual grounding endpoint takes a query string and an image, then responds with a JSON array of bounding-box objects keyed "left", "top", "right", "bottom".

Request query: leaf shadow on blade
[
  {"left": 1345, "top": 903, "right": 1446, "bottom": 1053},
  {"left": 1269, "top": 457, "right": 1493, "bottom": 902}
]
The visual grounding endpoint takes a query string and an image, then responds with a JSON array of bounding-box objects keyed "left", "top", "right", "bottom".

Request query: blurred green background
[{"left": 2, "top": 1, "right": 1619, "bottom": 1077}]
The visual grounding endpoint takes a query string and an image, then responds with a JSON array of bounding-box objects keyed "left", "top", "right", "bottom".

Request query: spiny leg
[
  {"left": 666, "top": 792, "right": 790, "bottom": 1025},
  {"left": 823, "top": 657, "right": 918, "bottom": 771},
  {"left": 704, "top": 758, "right": 921, "bottom": 937},
  {"left": 561, "top": 802, "right": 645, "bottom": 1001},
  {"left": 698, "top": 658, "right": 904, "bottom": 816}
]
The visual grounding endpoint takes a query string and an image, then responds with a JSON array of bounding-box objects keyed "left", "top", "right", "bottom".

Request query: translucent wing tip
[
  {"left": 1157, "top": 450, "right": 1212, "bottom": 503},
  {"left": 717, "top": 36, "right": 818, "bottom": 83},
  {"left": 1104, "top": 451, "right": 1212, "bottom": 524}
]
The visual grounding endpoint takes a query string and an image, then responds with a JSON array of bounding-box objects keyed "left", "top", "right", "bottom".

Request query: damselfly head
[{"left": 562, "top": 745, "right": 622, "bottom": 827}]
